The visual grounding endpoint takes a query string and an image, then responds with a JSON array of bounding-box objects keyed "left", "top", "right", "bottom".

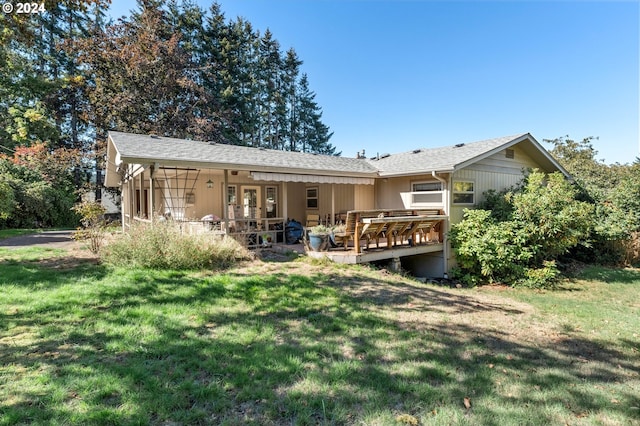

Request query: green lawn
[{"left": 1, "top": 247, "right": 638, "bottom": 425}]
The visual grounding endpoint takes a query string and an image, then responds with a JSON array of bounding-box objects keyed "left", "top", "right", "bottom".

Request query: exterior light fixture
[{"left": 206, "top": 179, "right": 213, "bottom": 188}]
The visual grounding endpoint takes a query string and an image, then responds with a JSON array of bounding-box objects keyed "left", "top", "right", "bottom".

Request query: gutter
[{"left": 431, "top": 171, "right": 450, "bottom": 277}]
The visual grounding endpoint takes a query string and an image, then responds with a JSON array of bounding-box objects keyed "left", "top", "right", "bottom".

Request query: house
[{"left": 105, "top": 131, "right": 569, "bottom": 276}]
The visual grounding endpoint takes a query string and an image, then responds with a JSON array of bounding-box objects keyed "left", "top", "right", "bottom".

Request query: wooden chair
[
  {"left": 333, "top": 211, "right": 356, "bottom": 250},
  {"left": 333, "top": 210, "right": 385, "bottom": 252}
]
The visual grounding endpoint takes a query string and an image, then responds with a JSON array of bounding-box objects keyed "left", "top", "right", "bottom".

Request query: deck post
[
  {"left": 390, "top": 257, "right": 401, "bottom": 272},
  {"left": 354, "top": 214, "right": 361, "bottom": 253}
]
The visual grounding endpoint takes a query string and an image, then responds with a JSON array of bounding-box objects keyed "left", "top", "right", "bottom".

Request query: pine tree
[
  {"left": 282, "top": 48, "right": 302, "bottom": 151},
  {"left": 296, "top": 74, "right": 336, "bottom": 154},
  {"left": 257, "top": 29, "right": 285, "bottom": 150}
]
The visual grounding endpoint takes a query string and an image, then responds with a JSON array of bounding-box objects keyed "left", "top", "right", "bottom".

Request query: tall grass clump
[{"left": 101, "top": 222, "right": 251, "bottom": 269}]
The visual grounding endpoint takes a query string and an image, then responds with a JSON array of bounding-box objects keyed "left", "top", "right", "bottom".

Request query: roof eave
[
  {"left": 377, "top": 168, "right": 455, "bottom": 178},
  {"left": 118, "top": 155, "right": 379, "bottom": 179}
]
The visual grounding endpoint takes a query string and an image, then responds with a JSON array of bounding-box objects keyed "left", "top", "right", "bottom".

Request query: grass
[{"left": 1, "top": 247, "right": 639, "bottom": 425}]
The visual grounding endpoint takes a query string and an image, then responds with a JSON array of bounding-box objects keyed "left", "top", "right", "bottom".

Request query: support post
[
  {"left": 138, "top": 171, "right": 144, "bottom": 218},
  {"left": 390, "top": 257, "right": 401, "bottom": 273},
  {"left": 354, "top": 218, "right": 361, "bottom": 253},
  {"left": 121, "top": 181, "right": 126, "bottom": 233},
  {"left": 331, "top": 184, "right": 335, "bottom": 225},
  {"left": 282, "top": 181, "right": 288, "bottom": 221},
  {"left": 223, "top": 169, "right": 229, "bottom": 233},
  {"left": 149, "top": 164, "right": 155, "bottom": 225},
  {"left": 131, "top": 166, "right": 136, "bottom": 220}
]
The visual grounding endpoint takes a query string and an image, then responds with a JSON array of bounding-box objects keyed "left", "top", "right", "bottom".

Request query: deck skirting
[{"left": 306, "top": 242, "right": 444, "bottom": 264}]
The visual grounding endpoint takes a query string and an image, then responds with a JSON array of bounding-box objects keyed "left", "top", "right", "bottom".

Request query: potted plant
[
  {"left": 307, "top": 224, "right": 331, "bottom": 251},
  {"left": 329, "top": 223, "right": 347, "bottom": 248}
]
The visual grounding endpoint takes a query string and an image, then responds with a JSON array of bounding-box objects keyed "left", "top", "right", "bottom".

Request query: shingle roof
[
  {"left": 108, "top": 131, "right": 378, "bottom": 176},
  {"left": 367, "top": 134, "right": 530, "bottom": 176},
  {"left": 109, "top": 131, "right": 566, "bottom": 180}
]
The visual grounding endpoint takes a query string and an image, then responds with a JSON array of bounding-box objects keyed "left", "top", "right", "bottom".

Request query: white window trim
[
  {"left": 409, "top": 180, "right": 443, "bottom": 207},
  {"left": 227, "top": 184, "right": 237, "bottom": 205},
  {"left": 452, "top": 180, "right": 475, "bottom": 205},
  {"left": 306, "top": 186, "right": 319, "bottom": 210},
  {"left": 265, "top": 185, "right": 278, "bottom": 218}
]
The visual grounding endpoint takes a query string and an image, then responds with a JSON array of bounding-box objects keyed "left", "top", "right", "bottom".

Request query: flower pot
[{"left": 308, "top": 233, "right": 329, "bottom": 251}]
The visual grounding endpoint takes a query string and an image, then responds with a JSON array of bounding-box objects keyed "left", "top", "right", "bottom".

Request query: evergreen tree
[
  {"left": 296, "top": 74, "right": 336, "bottom": 154},
  {"left": 282, "top": 48, "right": 302, "bottom": 151},
  {"left": 257, "top": 29, "right": 284, "bottom": 150}
]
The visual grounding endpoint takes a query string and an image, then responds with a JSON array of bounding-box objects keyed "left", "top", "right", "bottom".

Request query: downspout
[{"left": 431, "top": 171, "right": 449, "bottom": 276}]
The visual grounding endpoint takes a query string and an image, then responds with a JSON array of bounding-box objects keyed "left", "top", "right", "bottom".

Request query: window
[
  {"left": 453, "top": 181, "right": 475, "bottom": 204},
  {"left": 306, "top": 187, "right": 318, "bottom": 209},
  {"left": 266, "top": 186, "right": 277, "bottom": 218},
  {"left": 411, "top": 181, "right": 443, "bottom": 205},
  {"left": 227, "top": 185, "right": 237, "bottom": 205}
]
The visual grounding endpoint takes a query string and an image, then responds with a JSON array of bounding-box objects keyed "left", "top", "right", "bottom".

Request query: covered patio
[{"left": 105, "top": 132, "right": 378, "bottom": 248}]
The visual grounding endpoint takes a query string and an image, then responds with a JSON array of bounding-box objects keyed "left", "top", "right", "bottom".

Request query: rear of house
[{"left": 105, "top": 131, "right": 568, "bottom": 277}]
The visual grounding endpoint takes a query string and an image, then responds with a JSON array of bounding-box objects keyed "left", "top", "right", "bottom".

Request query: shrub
[
  {"left": 0, "top": 159, "right": 77, "bottom": 228},
  {"left": 450, "top": 170, "right": 593, "bottom": 288},
  {"left": 449, "top": 209, "right": 531, "bottom": 286},
  {"left": 511, "top": 171, "right": 593, "bottom": 263},
  {"left": 0, "top": 178, "right": 15, "bottom": 220},
  {"left": 72, "top": 201, "right": 106, "bottom": 254},
  {"left": 101, "top": 222, "right": 252, "bottom": 270},
  {"left": 518, "top": 261, "right": 561, "bottom": 289}
]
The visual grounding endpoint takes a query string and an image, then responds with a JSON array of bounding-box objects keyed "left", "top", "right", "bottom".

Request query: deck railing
[{"left": 129, "top": 215, "right": 286, "bottom": 248}]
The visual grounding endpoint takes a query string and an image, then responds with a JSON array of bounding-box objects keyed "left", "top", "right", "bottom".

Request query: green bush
[
  {"left": 101, "top": 222, "right": 252, "bottom": 270},
  {"left": 449, "top": 209, "right": 531, "bottom": 286},
  {"left": 450, "top": 170, "right": 593, "bottom": 288},
  {"left": 0, "top": 160, "right": 77, "bottom": 228},
  {"left": 519, "top": 261, "right": 561, "bottom": 289},
  {"left": 0, "top": 178, "right": 15, "bottom": 220}
]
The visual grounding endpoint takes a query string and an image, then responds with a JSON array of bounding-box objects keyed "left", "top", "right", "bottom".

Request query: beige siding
[
  {"left": 375, "top": 176, "right": 410, "bottom": 209},
  {"left": 286, "top": 182, "right": 306, "bottom": 222},
  {"left": 465, "top": 145, "right": 539, "bottom": 175},
  {"left": 375, "top": 173, "right": 449, "bottom": 210},
  {"left": 304, "top": 184, "right": 374, "bottom": 220},
  {"left": 354, "top": 184, "right": 375, "bottom": 210},
  {"left": 450, "top": 145, "right": 541, "bottom": 224}
]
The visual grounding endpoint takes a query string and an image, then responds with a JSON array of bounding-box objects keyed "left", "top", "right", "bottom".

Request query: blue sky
[{"left": 109, "top": 1, "right": 639, "bottom": 165}]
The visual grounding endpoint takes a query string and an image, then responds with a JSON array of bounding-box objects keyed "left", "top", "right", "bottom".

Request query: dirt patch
[
  {"left": 0, "top": 230, "right": 100, "bottom": 269},
  {"left": 33, "top": 247, "right": 100, "bottom": 269},
  {"left": 240, "top": 260, "right": 560, "bottom": 353}
]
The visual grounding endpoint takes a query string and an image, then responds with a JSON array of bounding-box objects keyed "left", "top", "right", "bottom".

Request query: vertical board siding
[
  {"left": 354, "top": 184, "right": 375, "bottom": 210},
  {"left": 450, "top": 146, "right": 540, "bottom": 224},
  {"left": 308, "top": 183, "right": 357, "bottom": 220}
]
